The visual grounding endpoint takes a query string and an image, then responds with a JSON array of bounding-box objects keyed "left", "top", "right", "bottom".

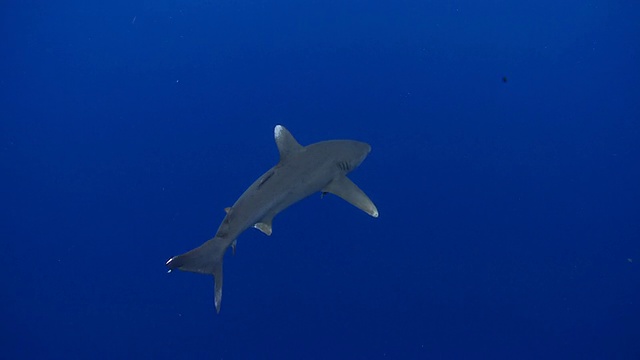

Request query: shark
[{"left": 166, "top": 125, "right": 378, "bottom": 313}]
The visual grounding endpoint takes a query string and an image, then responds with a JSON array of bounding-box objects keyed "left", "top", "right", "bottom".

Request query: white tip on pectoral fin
[{"left": 322, "top": 176, "right": 379, "bottom": 218}]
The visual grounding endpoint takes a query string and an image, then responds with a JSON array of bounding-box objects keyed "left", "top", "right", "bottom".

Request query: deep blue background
[{"left": 2, "top": 0, "right": 639, "bottom": 358}]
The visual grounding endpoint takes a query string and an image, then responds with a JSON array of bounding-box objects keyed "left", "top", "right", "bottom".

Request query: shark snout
[{"left": 353, "top": 141, "right": 372, "bottom": 165}]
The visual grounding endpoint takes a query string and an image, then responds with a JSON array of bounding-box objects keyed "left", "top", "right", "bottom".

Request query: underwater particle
[
  {"left": 628, "top": 258, "right": 633, "bottom": 263},
  {"left": 502, "top": 76, "right": 508, "bottom": 83}
]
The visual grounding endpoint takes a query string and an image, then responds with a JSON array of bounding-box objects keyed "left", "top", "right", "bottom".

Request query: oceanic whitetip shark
[{"left": 166, "top": 125, "right": 378, "bottom": 313}]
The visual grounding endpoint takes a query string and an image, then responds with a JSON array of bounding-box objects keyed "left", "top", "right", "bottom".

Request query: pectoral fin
[{"left": 322, "top": 176, "right": 379, "bottom": 218}]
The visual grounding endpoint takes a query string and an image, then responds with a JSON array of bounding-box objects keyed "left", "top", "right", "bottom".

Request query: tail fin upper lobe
[{"left": 166, "top": 237, "right": 227, "bottom": 313}]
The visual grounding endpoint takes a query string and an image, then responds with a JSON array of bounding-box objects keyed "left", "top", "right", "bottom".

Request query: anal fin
[{"left": 322, "top": 176, "right": 379, "bottom": 217}]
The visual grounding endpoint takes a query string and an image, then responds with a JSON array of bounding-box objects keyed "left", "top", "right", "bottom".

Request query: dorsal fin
[{"left": 274, "top": 125, "right": 303, "bottom": 161}]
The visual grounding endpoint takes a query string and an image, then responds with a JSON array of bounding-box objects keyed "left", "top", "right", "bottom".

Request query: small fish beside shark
[{"left": 166, "top": 125, "right": 378, "bottom": 313}]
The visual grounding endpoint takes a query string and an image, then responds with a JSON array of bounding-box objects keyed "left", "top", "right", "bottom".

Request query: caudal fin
[
  {"left": 166, "top": 237, "right": 226, "bottom": 313},
  {"left": 212, "top": 262, "right": 223, "bottom": 313}
]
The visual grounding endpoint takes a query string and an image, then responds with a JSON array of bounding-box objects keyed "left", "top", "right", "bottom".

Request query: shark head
[
  {"left": 274, "top": 125, "right": 372, "bottom": 175},
  {"left": 327, "top": 140, "right": 372, "bottom": 174},
  {"left": 351, "top": 141, "right": 372, "bottom": 166}
]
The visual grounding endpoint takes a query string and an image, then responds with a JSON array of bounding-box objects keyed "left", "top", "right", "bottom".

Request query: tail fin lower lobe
[{"left": 166, "top": 237, "right": 228, "bottom": 313}]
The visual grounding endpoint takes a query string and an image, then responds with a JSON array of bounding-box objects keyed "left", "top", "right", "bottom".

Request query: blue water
[{"left": 2, "top": 1, "right": 639, "bottom": 358}]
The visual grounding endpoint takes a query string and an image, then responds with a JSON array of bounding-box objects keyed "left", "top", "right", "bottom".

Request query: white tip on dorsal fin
[{"left": 274, "top": 125, "right": 303, "bottom": 161}]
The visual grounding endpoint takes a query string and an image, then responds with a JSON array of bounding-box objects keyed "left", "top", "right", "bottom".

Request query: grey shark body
[{"left": 166, "top": 125, "right": 378, "bottom": 313}]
